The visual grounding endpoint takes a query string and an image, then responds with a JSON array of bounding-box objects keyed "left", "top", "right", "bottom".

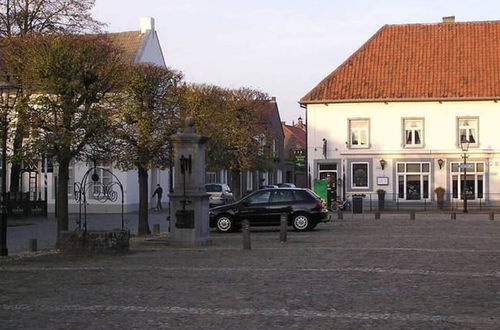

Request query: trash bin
[{"left": 352, "top": 194, "right": 364, "bottom": 214}]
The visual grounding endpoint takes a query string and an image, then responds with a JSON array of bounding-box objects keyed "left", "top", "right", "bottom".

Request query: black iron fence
[
  {"left": 342, "top": 192, "right": 500, "bottom": 212},
  {"left": 6, "top": 192, "right": 47, "bottom": 217}
]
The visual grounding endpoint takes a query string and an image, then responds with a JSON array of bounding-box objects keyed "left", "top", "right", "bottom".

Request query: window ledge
[{"left": 349, "top": 146, "right": 370, "bottom": 150}]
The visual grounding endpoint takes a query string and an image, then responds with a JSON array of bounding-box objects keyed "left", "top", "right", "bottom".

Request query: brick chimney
[
  {"left": 294, "top": 117, "right": 305, "bottom": 131},
  {"left": 442, "top": 16, "right": 455, "bottom": 23}
]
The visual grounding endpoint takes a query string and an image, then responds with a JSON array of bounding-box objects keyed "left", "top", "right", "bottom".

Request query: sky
[{"left": 92, "top": 0, "right": 500, "bottom": 124}]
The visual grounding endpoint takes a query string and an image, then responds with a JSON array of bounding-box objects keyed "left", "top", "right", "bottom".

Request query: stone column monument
[{"left": 169, "top": 117, "right": 211, "bottom": 246}]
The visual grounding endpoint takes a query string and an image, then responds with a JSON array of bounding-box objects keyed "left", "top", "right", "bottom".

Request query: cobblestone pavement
[{"left": 1, "top": 214, "right": 500, "bottom": 329}]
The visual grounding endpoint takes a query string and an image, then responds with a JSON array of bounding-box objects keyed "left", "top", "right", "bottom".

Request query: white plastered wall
[{"left": 307, "top": 100, "right": 500, "bottom": 197}]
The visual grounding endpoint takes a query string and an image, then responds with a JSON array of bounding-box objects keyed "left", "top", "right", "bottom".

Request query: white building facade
[
  {"left": 306, "top": 100, "right": 498, "bottom": 206},
  {"left": 301, "top": 18, "right": 500, "bottom": 209},
  {"left": 35, "top": 17, "right": 170, "bottom": 213}
]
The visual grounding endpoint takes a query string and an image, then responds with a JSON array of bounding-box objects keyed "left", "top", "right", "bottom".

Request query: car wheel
[
  {"left": 292, "top": 213, "right": 312, "bottom": 232},
  {"left": 216, "top": 214, "right": 235, "bottom": 232}
]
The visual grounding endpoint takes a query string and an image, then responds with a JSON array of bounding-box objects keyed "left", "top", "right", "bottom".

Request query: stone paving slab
[{"left": 1, "top": 216, "right": 499, "bottom": 329}]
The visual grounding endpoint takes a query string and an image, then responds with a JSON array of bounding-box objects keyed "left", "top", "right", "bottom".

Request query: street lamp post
[
  {"left": 0, "top": 78, "right": 21, "bottom": 256},
  {"left": 460, "top": 138, "right": 470, "bottom": 213}
]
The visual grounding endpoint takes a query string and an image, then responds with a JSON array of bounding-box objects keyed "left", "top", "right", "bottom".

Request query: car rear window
[
  {"left": 293, "top": 190, "right": 316, "bottom": 202},
  {"left": 205, "top": 184, "right": 222, "bottom": 192},
  {"left": 308, "top": 189, "right": 322, "bottom": 200}
]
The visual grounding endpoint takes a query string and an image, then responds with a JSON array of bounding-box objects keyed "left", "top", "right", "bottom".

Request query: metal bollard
[
  {"left": 489, "top": 212, "right": 494, "bottom": 221},
  {"left": 375, "top": 212, "right": 380, "bottom": 220},
  {"left": 28, "top": 239, "right": 37, "bottom": 252},
  {"left": 280, "top": 213, "right": 287, "bottom": 242},
  {"left": 242, "top": 219, "right": 251, "bottom": 250},
  {"left": 451, "top": 212, "right": 456, "bottom": 220},
  {"left": 152, "top": 224, "right": 160, "bottom": 234},
  {"left": 337, "top": 211, "right": 343, "bottom": 220},
  {"left": 410, "top": 211, "right": 415, "bottom": 220}
]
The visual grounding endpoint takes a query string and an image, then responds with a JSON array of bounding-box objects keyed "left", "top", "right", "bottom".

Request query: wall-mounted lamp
[
  {"left": 379, "top": 159, "right": 386, "bottom": 170},
  {"left": 437, "top": 158, "right": 444, "bottom": 170},
  {"left": 322, "top": 138, "right": 327, "bottom": 159}
]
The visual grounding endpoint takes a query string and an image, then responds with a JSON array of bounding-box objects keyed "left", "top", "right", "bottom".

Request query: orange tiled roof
[
  {"left": 282, "top": 124, "right": 306, "bottom": 148},
  {"left": 301, "top": 20, "right": 500, "bottom": 103},
  {"left": 106, "top": 30, "right": 145, "bottom": 62}
]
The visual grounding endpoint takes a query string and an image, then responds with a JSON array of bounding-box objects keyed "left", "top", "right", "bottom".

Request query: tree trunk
[
  {"left": 231, "top": 170, "right": 241, "bottom": 200},
  {"left": 9, "top": 163, "right": 21, "bottom": 195},
  {"left": 138, "top": 166, "right": 150, "bottom": 235},
  {"left": 56, "top": 157, "right": 70, "bottom": 242}
]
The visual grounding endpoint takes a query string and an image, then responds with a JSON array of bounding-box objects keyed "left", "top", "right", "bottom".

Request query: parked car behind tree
[{"left": 205, "top": 183, "right": 235, "bottom": 207}]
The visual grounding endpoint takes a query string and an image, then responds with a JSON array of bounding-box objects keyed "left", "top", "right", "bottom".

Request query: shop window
[
  {"left": 396, "top": 162, "right": 431, "bottom": 200},
  {"left": 450, "top": 162, "right": 485, "bottom": 199},
  {"left": 351, "top": 162, "right": 368, "bottom": 188}
]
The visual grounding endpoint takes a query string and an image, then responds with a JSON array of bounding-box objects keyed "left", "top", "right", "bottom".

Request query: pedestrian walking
[{"left": 152, "top": 184, "right": 163, "bottom": 211}]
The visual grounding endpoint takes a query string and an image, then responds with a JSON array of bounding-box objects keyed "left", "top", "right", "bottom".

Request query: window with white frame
[
  {"left": 220, "top": 169, "right": 228, "bottom": 184},
  {"left": 261, "top": 172, "right": 268, "bottom": 185},
  {"left": 91, "top": 162, "right": 112, "bottom": 199},
  {"left": 458, "top": 118, "right": 478, "bottom": 145},
  {"left": 404, "top": 119, "right": 423, "bottom": 147},
  {"left": 246, "top": 171, "right": 253, "bottom": 191},
  {"left": 351, "top": 162, "right": 368, "bottom": 188},
  {"left": 396, "top": 162, "right": 430, "bottom": 200},
  {"left": 451, "top": 162, "right": 484, "bottom": 200},
  {"left": 256, "top": 134, "right": 266, "bottom": 156},
  {"left": 349, "top": 119, "right": 369, "bottom": 148},
  {"left": 67, "top": 162, "right": 75, "bottom": 196},
  {"left": 206, "top": 172, "right": 216, "bottom": 183}
]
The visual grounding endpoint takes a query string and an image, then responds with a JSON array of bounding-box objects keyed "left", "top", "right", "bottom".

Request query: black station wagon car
[{"left": 209, "top": 188, "right": 329, "bottom": 232}]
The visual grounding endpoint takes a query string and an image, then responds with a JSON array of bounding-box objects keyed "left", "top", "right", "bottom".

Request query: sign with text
[
  {"left": 294, "top": 150, "right": 306, "bottom": 170},
  {"left": 377, "top": 177, "right": 389, "bottom": 185}
]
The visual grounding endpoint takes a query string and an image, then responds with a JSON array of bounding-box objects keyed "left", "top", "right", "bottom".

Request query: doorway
[{"left": 319, "top": 164, "right": 338, "bottom": 208}]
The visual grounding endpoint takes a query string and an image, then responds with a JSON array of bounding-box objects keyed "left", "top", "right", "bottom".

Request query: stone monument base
[{"left": 59, "top": 229, "right": 130, "bottom": 255}]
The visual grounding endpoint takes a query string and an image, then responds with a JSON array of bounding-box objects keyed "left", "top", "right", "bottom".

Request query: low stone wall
[{"left": 59, "top": 229, "right": 130, "bottom": 255}]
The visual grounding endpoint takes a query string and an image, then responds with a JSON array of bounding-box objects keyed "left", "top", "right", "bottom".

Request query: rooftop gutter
[
  {"left": 340, "top": 149, "right": 500, "bottom": 156},
  {"left": 299, "top": 97, "right": 500, "bottom": 106}
]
